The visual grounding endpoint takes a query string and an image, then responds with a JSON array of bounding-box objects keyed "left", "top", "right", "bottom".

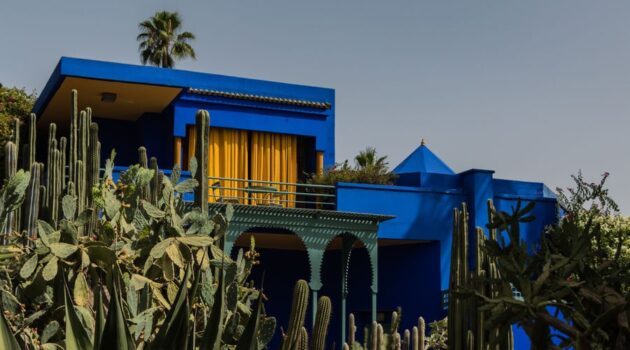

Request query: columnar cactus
[
  {"left": 311, "top": 296, "right": 331, "bottom": 350},
  {"left": 69, "top": 90, "right": 78, "bottom": 186},
  {"left": 447, "top": 203, "right": 514, "bottom": 350},
  {"left": 297, "top": 327, "right": 309, "bottom": 350},
  {"left": 149, "top": 156, "right": 159, "bottom": 205},
  {"left": 138, "top": 146, "right": 150, "bottom": 201},
  {"left": 3, "top": 141, "right": 18, "bottom": 239},
  {"left": 59, "top": 137, "right": 67, "bottom": 192},
  {"left": 23, "top": 162, "right": 41, "bottom": 240},
  {"left": 194, "top": 110, "right": 210, "bottom": 213},
  {"left": 417, "top": 317, "right": 425, "bottom": 350},
  {"left": 281, "top": 279, "right": 309, "bottom": 350},
  {"left": 27, "top": 113, "right": 36, "bottom": 169}
]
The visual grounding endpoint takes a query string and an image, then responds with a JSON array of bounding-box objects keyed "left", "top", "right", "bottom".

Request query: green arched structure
[{"left": 207, "top": 203, "right": 392, "bottom": 341}]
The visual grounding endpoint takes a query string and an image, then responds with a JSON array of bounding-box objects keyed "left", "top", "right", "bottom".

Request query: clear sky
[{"left": 2, "top": 1, "right": 630, "bottom": 211}]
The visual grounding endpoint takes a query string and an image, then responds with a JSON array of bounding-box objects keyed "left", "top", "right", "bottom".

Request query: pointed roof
[{"left": 393, "top": 143, "right": 455, "bottom": 175}]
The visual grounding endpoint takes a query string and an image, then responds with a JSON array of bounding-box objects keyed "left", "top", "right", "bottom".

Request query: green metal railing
[{"left": 207, "top": 175, "right": 336, "bottom": 208}]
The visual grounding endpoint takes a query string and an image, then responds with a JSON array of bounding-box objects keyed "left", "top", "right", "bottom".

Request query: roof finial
[{"left": 421, "top": 138, "right": 426, "bottom": 146}]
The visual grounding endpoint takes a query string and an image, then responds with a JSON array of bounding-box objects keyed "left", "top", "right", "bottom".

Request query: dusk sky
[{"left": 2, "top": 1, "right": 630, "bottom": 211}]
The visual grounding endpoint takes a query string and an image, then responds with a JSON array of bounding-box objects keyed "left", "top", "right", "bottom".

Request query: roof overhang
[{"left": 34, "top": 57, "right": 335, "bottom": 127}]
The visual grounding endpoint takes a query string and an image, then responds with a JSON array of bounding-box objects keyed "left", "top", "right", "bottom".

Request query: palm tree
[
  {"left": 137, "top": 11, "right": 196, "bottom": 68},
  {"left": 354, "top": 147, "right": 388, "bottom": 170}
]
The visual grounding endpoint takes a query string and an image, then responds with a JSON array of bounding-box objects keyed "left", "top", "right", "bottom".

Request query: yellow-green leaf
[
  {"left": 130, "top": 274, "right": 161, "bottom": 291},
  {"left": 20, "top": 254, "right": 38, "bottom": 279},
  {"left": 150, "top": 238, "right": 174, "bottom": 259},
  {"left": 166, "top": 282, "right": 178, "bottom": 304},
  {"left": 42, "top": 256, "right": 59, "bottom": 281},
  {"left": 166, "top": 243, "right": 185, "bottom": 268},
  {"left": 49, "top": 243, "right": 78, "bottom": 259},
  {"left": 178, "top": 235, "right": 213, "bottom": 247},
  {"left": 80, "top": 251, "right": 90, "bottom": 270},
  {"left": 162, "top": 258, "right": 174, "bottom": 281},
  {"left": 73, "top": 272, "right": 90, "bottom": 307}
]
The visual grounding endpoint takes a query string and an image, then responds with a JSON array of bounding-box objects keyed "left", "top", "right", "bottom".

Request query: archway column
[
  {"left": 340, "top": 234, "right": 357, "bottom": 346},
  {"left": 306, "top": 248, "right": 325, "bottom": 326}
]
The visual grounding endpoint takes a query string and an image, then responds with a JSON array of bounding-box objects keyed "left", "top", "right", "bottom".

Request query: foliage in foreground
[
  {"left": 457, "top": 174, "right": 629, "bottom": 349},
  {"left": 0, "top": 89, "right": 275, "bottom": 349},
  {"left": 0, "top": 156, "right": 276, "bottom": 349}
]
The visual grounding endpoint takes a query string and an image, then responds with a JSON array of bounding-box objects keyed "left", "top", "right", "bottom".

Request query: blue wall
[
  {"left": 173, "top": 94, "right": 335, "bottom": 168},
  {"left": 335, "top": 169, "right": 558, "bottom": 350}
]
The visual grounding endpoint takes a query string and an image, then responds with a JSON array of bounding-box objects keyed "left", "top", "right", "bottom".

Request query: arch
[
  {"left": 320, "top": 231, "right": 378, "bottom": 294},
  {"left": 320, "top": 231, "right": 376, "bottom": 346},
  {"left": 225, "top": 224, "right": 318, "bottom": 292}
]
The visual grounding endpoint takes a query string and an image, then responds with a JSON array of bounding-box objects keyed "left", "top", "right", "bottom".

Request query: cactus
[
  {"left": 3, "top": 141, "right": 18, "bottom": 240},
  {"left": 194, "top": 110, "right": 209, "bottom": 213},
  {"left": 87, "top": 123, "right": 99, "bottom": 204},
  {"left": 402, "top": 329, "right": 410, "bottom": 350},
  {"left": 412, "top": 327, "right": 419, "bottom": 350},
  {"left": 348, "top": 312, "right": 356, "bottom": 347},
  {"left": 297, "top": 327, "right": 309, "bottom": 350},
  {"left": 370, "top": 321, "right": 378, "bottom": 350},
  {"left": 417, "top": 317, "right": 425, "bottom": 350},
  {"left": 138, "top": 146, "right": 150, "bottom": 201},
  {"left": 69, "top": 90, "right": 78, "bottom": 186},
  {"left": 281, "top": 279, "right": 309, "bottom": 350},
  {"left": 311, "top": 296, "right": 331, "bottom": 350},
  {"left": 59, "top": 137, "right": 67, "bottom": 192},
  {"left": 149, "top": 156, "right": 159, "bottom": 205},
  {"left": 445, "top": 203, "right": 514, "bottom": 350},
  {"left": 376, "top": 323, "right": 384, "bottom": 350},
  {"left": 22, "top": 162, "right": 40, "bottom": 241}
]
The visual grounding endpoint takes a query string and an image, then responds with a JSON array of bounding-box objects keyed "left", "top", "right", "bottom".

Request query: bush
[{"left": 467, "top": 173, "right": 629, "bottom": 349}]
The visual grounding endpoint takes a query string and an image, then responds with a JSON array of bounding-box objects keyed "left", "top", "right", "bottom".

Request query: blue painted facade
[{"left": 35, "top": 57, "right": 558, "bottom": 349}]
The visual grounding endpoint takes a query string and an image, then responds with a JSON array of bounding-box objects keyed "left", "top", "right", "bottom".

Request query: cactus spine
[
  {"left": 311, "top": 296, "right": 331, "bottom": 350},
  {"left": 193, "top": 110, "right": 209, "bottom": 213},
  {"left": 281, "top": 279, "right": 309, "bottom": 350}
]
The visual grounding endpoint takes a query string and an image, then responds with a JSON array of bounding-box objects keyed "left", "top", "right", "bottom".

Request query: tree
[
  {"left": 0, "top": 85, "right": 36, "bottom": 173},
  {"left": 354, "top": 146, "right": 388, "bottom": 170},
  {"left": 137, "top": 11, "right": 196, "bottom": 68}
]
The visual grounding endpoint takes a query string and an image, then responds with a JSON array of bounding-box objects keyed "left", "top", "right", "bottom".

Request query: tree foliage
[
  {"left": 309, "top": 147, "right": 397, "bottom": 186},
  {"left": 137, "top": 11, "right": 196, "bottom": 68},
  {"left": 0, "top": 85, "right": 36, "bottom": 172}
]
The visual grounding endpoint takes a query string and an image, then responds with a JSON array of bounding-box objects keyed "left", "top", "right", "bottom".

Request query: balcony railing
[
  {"left": 207, "top": 176, "right": 336, "bottom": 209},
  {"left": 109, "top": 167, "right": 336, "bottom": 209}
]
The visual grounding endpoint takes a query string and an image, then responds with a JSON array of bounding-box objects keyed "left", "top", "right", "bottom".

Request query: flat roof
[{"left": 33, "top": 57, "right": 335, "bottom": 122}]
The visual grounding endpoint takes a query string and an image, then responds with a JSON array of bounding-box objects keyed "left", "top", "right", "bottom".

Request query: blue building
[{"left": 34, "top": 57, "right": 557, "bottom": 348}]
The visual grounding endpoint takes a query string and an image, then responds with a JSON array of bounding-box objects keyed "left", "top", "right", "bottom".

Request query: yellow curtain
[
  {"left": 250, "top": 132, "right": 297, "bottom": 207},
  {"left": 187, "top": 126, "right": 249, "bottom": 203}
]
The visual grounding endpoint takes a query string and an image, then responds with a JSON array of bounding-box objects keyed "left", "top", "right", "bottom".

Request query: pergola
[{"left": 207, "top": 203, "right": 393, "bottom": 342}]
